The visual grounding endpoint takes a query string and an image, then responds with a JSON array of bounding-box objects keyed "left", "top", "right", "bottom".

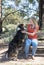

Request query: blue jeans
[{"left": 25, "top": 38, "right": 38, "bottom": 57}]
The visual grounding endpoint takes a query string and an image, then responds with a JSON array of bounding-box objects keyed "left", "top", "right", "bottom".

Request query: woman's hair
[
  {"left": 30, "top": 17, "right": 39, "bottom": 30},
  {"left": 30, "top": 17, "right": 38, "bottom": 26}
]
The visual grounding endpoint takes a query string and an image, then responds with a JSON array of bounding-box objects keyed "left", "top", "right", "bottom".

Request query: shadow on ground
[
  {"left": 0, "top": 51, "right": 10, "bottom": 63},
  {"left": 0, "top": 49, "right": 44, "bottom": 63},
  {"left": 0, "top": 50, "right": 26, "bottom": 63}
]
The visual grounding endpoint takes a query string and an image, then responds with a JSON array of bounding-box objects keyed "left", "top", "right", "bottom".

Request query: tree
[
  {"left": 0, "top": 0, "right": 43, "bottom": 34},
  {"left": 15, "top": 0, "right": 21, "bottom": 6},
  {"left": 39, "top": 0, "right": 43, "bottom": 29},
  {"left": 19, "top": 0, "right": 39, "bottom": 19},
  {"left": 28, "top": 0, "right": 34, "bottom": 3},
  {"left": 0, "top": 0, "right": 2, "bottom": 33}
]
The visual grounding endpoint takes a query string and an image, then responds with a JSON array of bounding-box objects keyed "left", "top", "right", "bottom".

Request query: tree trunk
[
  {"left": 0, "top": 19, "right": 2, "bottom": 33},
  {"left": 0, "top": 0, "right": 2, "bottom": 33},
  {"left": 39, "top": 0, "right": 43, "bottom": 30}
]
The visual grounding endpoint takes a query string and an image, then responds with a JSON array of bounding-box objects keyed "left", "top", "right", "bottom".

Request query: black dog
[{"left": 6, "top": 24, "right": 26, "bottom": 59}]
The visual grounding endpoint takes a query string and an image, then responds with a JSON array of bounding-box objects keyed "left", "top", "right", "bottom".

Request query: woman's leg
[
  {"left": 32, "top": 39, "right": 38, "bottom": 59},
  {"left": 25, "top": 39, "right": 31, "bottom": 58}
]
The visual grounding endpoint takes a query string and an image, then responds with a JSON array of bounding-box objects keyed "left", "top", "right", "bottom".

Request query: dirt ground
[{"left": 0, "top": 48, "right": 44, "bottom": 65}]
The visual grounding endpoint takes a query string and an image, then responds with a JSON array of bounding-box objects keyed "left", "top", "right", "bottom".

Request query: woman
[{"left": 22, "top": 17, "right": 39, "bottom": 59}]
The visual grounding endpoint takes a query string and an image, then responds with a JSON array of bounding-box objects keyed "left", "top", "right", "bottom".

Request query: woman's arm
[
  {"left": 33, "top": 25, "right": 39, "bottom": 34},
  {"left": 22, "top": 25, "right": 39, "bottom": 36},
  {"left": 21, "top": 31, "right": 35, "bottom": 36}
]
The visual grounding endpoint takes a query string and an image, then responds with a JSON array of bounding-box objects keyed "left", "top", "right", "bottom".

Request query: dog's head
[
  {"left": 17, "top": 24, "right": 24, "bottom": 31},
  {"left": 15, "top": 24, "right": 26, "bottom": 41}
]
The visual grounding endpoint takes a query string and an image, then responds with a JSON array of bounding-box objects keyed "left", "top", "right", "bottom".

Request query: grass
[{"left": 0, "top": 29, "right": 16, "bottom": 44}]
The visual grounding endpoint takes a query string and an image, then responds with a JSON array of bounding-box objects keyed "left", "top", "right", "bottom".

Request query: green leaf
[{"left": 28, "top": 0, "right": 33, "bottom": 3}]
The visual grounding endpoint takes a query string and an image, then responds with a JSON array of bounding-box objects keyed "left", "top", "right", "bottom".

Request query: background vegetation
[{"left": 0, "top": 0, "right": 44, "bottom": 44}]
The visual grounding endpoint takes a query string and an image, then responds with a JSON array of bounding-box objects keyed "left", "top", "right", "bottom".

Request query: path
[{"left": 0, "top": 48, "right": 44, "bottom": 65}]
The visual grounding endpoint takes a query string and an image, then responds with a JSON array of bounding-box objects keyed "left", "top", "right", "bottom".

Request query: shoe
[
  {"left": 31, "top": 56, "right": 35, "bottom": 60},
  {"left": 25, "top": 54, "right": 29, "bottom": 59}
]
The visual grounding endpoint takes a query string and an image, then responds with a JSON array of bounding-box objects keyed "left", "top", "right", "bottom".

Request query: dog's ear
[{"left": 18, "top": 24, "right": 23, "bottom": 28}]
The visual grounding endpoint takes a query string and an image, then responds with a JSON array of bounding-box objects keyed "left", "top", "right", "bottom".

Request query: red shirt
[{"left": 27, "top": 24, "right": 39, "bottom": 39}]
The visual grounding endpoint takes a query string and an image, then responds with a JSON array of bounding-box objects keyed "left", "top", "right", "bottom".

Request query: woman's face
[{"left": 29, "top": 19, "right": 34, "bottom": 25}]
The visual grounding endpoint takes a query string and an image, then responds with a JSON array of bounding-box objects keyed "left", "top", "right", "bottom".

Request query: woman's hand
[
  {"left": 21, "top": 30, "right": 26, "bottom": 33},
  {"left": 31, "top": 32, "right": 36, "bottom": 36},
  {"left": 21, "top": 31, "right": 36, "bottom": 36},
  {"left": 26, "top": 32, "right": 35, "bottom": 36}
]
